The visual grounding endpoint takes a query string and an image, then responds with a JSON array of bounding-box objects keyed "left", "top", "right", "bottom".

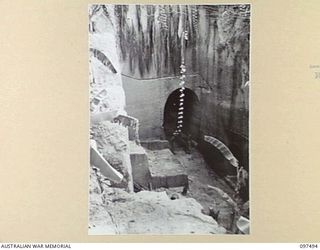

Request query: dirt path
[{"left": 170, "top": 147, "right": 240, "bottom": 231}]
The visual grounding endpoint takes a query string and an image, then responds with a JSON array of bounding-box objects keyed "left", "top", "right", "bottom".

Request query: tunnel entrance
[{"left": 163, "top": 88, "right": 201, "bottom": 141}]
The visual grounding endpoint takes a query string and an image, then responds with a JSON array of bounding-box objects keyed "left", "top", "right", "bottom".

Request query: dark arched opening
[{"left": 163, "top": 88, "right": 201, "bottom": 141}]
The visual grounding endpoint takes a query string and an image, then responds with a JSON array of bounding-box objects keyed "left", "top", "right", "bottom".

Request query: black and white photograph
[{"left": 89, "top": 4, "right": 250, "bottom": 235}]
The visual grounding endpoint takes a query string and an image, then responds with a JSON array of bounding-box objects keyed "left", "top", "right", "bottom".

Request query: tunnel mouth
[{"left": 163, "top": 88, "right": 200, "bottom": 141}]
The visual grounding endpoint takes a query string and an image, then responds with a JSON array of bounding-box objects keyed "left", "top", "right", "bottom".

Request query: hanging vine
[
  {"left": 191, "top": 5, "right": 198, "bottom": 30},
  {"left": 174, "top": 5, "right": 188, "bottom": 136},
  {"left": 158, "top": 5, "right": 169, "bottom": 31}
]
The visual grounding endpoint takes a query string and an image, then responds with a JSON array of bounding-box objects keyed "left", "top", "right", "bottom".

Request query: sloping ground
[
  {"left": 89, "top": 167, "right": 117, "bottom": 235},
  {"left": 171, "top": 148, "right": 241, "bottom": 231},
  {"left": 89, "top": 167, "right": 226, "bottom": 235}
]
